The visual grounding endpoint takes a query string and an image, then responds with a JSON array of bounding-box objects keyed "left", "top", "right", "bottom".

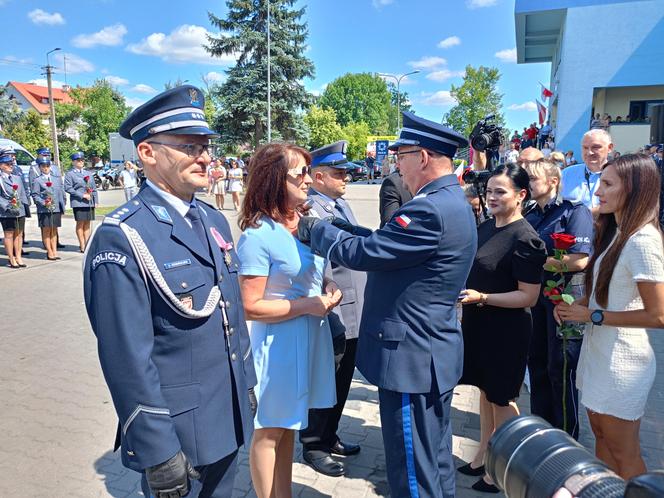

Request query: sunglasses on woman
[{"left": 288, "top": 165, "right": 312, "bottom": 178}]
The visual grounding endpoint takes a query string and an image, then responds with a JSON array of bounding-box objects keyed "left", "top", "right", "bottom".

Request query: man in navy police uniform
[
  {"left": 297, "top": 111, "right": 477, "bottom": 498},
  {"left": 83, "top": 85, "right": 257, "bottom": 498},
  {"left": 300, "top": 141, "right": 368, "bottom": 477}
]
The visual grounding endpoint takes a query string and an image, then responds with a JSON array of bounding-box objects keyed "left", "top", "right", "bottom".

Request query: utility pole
[
  {"left": 266, "top": 0, "right": 271, "bottom": 142},
  {"left": 45, "top": 48, "right": 61, "bottom": 169}
]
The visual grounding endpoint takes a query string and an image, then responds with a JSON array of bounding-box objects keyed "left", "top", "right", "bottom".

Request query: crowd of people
[{"left": 6, "top": 82, "right": 663, "bottom": 498}]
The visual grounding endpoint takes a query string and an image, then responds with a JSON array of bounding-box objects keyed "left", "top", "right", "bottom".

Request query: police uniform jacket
[
  {"left": 309, "top": 174, "right": 477, "bottom": 394},
  {"left": 12, "top": 164, "right": 31, "bottom": 205},
  {"left": 308, "top": 188, "right": 367, "bottom": 340},
  {"left": 0, "top": 173, "right": 28, "bottom": 218},
  {"left": 31, "top": 173, "right": 66, "bottom": 214},
  {"left": 65, "top": 167, "right": 98, "bottom": 208},
  {"left": 83, "top": 184, "right": 257, "bottom": 472},
  {"left": 29, "top": 162, "right": 61, "bottom": 190}
]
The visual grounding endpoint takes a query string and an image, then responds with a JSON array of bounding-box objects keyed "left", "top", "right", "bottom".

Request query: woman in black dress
[{"left": 458, "top": 164, "right": 546, "bottom": 493}]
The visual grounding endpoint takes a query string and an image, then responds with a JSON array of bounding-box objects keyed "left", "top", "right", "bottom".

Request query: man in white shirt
[
  {"left": 561, "top": 129, "right": 613, "bottom": 214},
  {"left": 119, "top": 161, "right": 139, "bottom": 200}
]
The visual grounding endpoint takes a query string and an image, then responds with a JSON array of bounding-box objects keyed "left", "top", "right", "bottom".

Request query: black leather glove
[
  {"left": 248, "top": 387, "right": 258, "bottom": 417},
  {"left": 146, "top": 451, "right": 200, "bottom": 498},
  {"left": 329, "top": 217, "right": 373, "bottom": 237},
  {"left": 296, "top": 216, "right": 323, "bottom": 244}
]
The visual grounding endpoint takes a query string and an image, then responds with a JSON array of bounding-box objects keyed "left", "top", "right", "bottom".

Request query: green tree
[
  {"left": 341, "top": 121, "right": 370, "bottom": 161},
  {"left": 318, "top": 73, "right": 391, "bottom": 133},
  {"left": 56, "top": 80, "right": 130, "bottom": 160},
  {"left": 0, "top": 87, "right": 22, "bottom": 133},
  {"left": 4, "top": 109, "right": 52, "bottom": 153},
  {"left": 303, "top": 105, "right": 344, "bottom": 149},
  {"left": 443, "top": 65, "right": 504, "bottom": 138},
  {"left": 206, "top": 0, "right": 315, "bottom": 148}
]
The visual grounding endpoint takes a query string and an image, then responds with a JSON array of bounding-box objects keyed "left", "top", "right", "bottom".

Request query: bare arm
[
  {"left": 555, "top": 281, "right": 664, "bottom": 328},
  {"left": 461, "top": 281, "right": 542, "bottom": 309},
  {"left": 240, "top": 275, "right": 341, "bottom": 323}
]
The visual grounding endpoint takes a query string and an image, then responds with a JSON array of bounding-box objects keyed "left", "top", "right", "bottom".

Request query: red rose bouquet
[
  {"left": 543, "top": 232, "right": 585, "bottom": 432},
  {"left": 84, "top": 175, "right": 93, "bottom": 194},
  {"left": 9, "top": 184, "right": 21, "bottom": 214},
  {"left": 44, "top": 181, "right": 55, "bottom": 212}
]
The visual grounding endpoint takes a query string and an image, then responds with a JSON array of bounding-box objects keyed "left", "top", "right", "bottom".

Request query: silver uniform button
[
  {"left": 181, "top": 282, "right": 188, "bottom": 289},
  {"left": 127, "top": 450, "right": 135, "bottom": 456},
  {"left": 378, "top": 332, "right": 383, "bottom": 339},
  {"left": 229, "top": 327, "right": 235, "bottom": 335},
  {"left": 225, "top": 300, "right": 231, "bottom": 308},
  {"left": 219, "top": 301, "right": 224, "bottom": 308},
  {"left": 231, "top": 353, "right": 237, "bottom": 361}
]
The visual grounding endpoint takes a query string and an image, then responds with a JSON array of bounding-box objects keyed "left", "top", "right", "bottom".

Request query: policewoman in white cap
[
  {"left": 297, "top": 111, "right": 477, "bottom": 498},
  {"left": 64, "top": 151, "right": 98, "bottom": 252},
  {"left": 82, "top": 85, "right": 257, "bottom": 498}
]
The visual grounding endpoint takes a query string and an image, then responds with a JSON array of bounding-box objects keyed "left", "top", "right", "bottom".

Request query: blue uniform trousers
[
  {"left": 379, "top": 386, "right": 455, "bottom": 498},
  {"left": 528, "top": 297, "right": 582, "bottom": 439},
  {"left": 141, "top": 450, "right": 238, "bottom": 498}
]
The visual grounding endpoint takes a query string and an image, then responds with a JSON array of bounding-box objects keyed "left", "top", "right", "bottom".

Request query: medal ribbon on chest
[{"left": 210, "top": 227, "right": 234, "bottom": 268}]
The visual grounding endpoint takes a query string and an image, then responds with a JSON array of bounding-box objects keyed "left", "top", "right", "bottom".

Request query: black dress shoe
[
  {"left": 302, "top": 450, "right": 345, "bottom": 477},
  {"left": 472, "top": 478, "right": 500, "bottom": 494},
  {"left": 330, "top": 439, "right": 361, "bottom": 456},
  {"left": 458, "top": 462, "right": 485, "bottom": 476},
  {"left": 57, "top": 243, "right": 66, "bottom": 249}
]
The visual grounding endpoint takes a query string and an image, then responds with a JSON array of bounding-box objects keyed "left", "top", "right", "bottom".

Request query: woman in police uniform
[
  {"left": 64, "top": 152, "right": 98, "bottom": 252},
  {"left": 0, "top": 154, "right": 29, "bottom": 267},
  {"left": 32, "top": 157, "right": 66, "bottom": 260}
]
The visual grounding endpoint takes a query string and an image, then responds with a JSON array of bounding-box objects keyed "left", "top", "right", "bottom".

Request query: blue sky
[{"left": 0, "top": 0, "right": 551, "bottom": 133}]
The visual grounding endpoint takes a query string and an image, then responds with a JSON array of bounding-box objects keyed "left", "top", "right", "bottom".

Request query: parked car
[
  {"left": 345, "top": 160, "right": 368, "bottom": 182},
  {"left": 0, "top": 138, "right": 35, "bottom": 184}
]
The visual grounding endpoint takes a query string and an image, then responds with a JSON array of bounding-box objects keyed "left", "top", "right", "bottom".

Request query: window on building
[
  {"left": 629, "top": 99, "right": 664, "bottom": 122},
  {"left": 41, "top": 98, "right": 49, "bottom": 104}
]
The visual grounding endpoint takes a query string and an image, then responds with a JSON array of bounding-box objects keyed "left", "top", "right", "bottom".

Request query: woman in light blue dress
[{"left": 237, "top": 143, "right": 340, "bottom": 498}]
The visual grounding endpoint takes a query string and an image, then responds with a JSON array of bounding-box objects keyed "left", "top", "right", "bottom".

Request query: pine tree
[{"left": 206, "top": 0, "right": 315, "bottom": 148}]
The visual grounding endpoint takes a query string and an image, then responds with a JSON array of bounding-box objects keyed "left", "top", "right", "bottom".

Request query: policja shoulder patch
[{"left": 91, "top": 251, "right": 128, "bottom": 270}]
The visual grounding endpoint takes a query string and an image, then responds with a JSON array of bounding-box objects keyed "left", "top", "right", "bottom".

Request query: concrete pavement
[{"left": 1, "top": 183, "right": 663, "bottom": 497}]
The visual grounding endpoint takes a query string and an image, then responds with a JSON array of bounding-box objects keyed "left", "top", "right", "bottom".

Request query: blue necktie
[{"left": 186, "top": 205, "right": 208, "bottom": 249}]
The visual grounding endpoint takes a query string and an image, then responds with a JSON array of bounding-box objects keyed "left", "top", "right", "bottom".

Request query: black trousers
[
  {"left": 528, "top": 297, "right": 582, "bottom": 439},
  {"left": 380, "top": 387, "right": 455, "bottom": 498},
  {"left": 300, "top": 337, "right": 358, "bottom": 450}
]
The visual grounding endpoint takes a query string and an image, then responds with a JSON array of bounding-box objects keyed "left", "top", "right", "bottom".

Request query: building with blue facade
[{"left": 515, "top": 0, "right": 664, "bottom": 154}]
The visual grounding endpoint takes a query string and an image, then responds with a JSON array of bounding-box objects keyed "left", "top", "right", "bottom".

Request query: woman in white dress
[
  {"left": 555, "top": 153, "right": 664, "bottom": 479},
  {"left": 227, "top": 158, "right": 243, "bottom": 211}
]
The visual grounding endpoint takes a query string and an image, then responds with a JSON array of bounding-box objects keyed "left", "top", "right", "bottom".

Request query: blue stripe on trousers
[{"left": 402, "top": 393, "right": 420, "bottom": 498}]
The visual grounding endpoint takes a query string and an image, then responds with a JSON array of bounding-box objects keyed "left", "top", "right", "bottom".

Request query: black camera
[
  {"left": 462, "top": 169, "right": 492, "bottom": 185},
  {"left": 486, "top": 416, "right": 664, "bottom": 498},
  {"left": 470, "top": 114, "right": 504, "bottom": 152}
]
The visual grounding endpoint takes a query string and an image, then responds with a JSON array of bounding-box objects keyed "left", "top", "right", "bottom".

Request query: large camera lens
[
  {"left": 471, "top": 133, "right": 493, "bottom": 151},
  {"left": 486, "top": 416, "right": 625, "bottom": 498}
]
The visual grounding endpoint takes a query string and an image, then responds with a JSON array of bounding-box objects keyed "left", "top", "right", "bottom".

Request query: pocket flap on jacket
[
  {"left": 161, "top": 383, "right": 201, "bottom": 416},
  {"left": 162, "top": 266, "right": 207, "bottom": 294},
  {"left": 375, "top": 318, "right": 408, "bottom": 342}
]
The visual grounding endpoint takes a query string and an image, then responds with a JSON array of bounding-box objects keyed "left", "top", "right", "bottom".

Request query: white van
[{"left": 0, "top": 138, "right": 36, "bottom": 184}]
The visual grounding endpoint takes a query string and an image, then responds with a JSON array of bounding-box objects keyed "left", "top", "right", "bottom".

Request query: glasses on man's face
[
  {"left": 148, "top": 141, "right": 211, "bottom": 158},
  {"left": 288, "top": 165, "right": 312, "bottom": 179},
  {"left": 395, "top": 149, "right": 422, "bottom": 162}
]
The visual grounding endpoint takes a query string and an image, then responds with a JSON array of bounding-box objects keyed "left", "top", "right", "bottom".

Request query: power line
[{"left": 0, "top": 58, "right": 42, "bottom": 68}]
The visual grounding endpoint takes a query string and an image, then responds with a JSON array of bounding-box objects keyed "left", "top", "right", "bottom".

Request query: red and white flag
[
  {"left": 536, "top": 100, "right": 547, "bottom": 126},
  {"left": 540, "top": 83, "right": 553, "bottom": 100},
  {"left": 454, "top": 160, "right": 469, "bottom": 184},
  {"left": 395, "top": 214, "right": 412, "bottom": 229}
]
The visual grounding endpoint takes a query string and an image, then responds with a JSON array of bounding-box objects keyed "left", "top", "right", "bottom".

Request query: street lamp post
[
  {"left": 45, "top": 48, "right": 61, "bottom": 169},
  {"left": 377, "top": 70, "right": 420, "bottom": 130}
]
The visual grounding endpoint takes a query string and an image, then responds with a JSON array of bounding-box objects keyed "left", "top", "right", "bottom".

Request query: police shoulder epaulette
[{"left": 103, "top": 200, "right": 142, "bottom": 225}]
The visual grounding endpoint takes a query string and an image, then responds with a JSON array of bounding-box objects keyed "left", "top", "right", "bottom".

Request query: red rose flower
[
  {"left": 12, "top": 184, "right": 19, "bottom": 190},
  {"left": 46, "top": 181, "right": 53, "bottom": 187},
  {"left": 551, "top": 233, "right": 577, "bottom": 250},
  {"left": 84, "top": 176, "right": 90, "bottom": 182}
]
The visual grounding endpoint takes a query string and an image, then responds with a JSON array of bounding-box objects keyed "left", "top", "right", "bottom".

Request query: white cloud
[
  {"left": 438, "top": 36, "right": 461, "bottom": 49},
  {"left": 408, "top": 56, "right": 446, "bottom": 70},
  {"left": 72, "top": 23, "right": 127, "bottom": 48},
  {"left": 495, "top": 48, "right": 517, "bottom": 63},
  {"left": 421, "top": 91, "right": 456, "bottom": 107},
  {"left": 131, "top": 83, "right": 158, "bottom": 95},
  {"left": 426, "top": 69, "right": 465, "bottom": 82},
  {"left": 127, "top": 24, "right": 237, "bottom": 66},
  {"left": 467, "top": 0, "right": 498, "bottom": 8},
  {"left": 508, "top": 101, "right": 537, "bottom": 111},
  {"left": 0, "top": 55, "right": 33, "bottom": 65},
  {"left": 28, "top": 78, "right": 66, "bottom": 89},
  {"left": 53, "top": 53, "right": 94, "bottom": 73},
  {"left": 105, "top": 75, "right": 129, "bottom": 86},
  {"left": 28, "top": 9, "right": 65, "bottom": 25},
  {"left": 372, "top": 0, "right": 394, "bottom": 8},
  {"left": 204, "top": 71, "right": 226, "bottom": 83},
  {"left": 125, "top": 96, "right": 147, "bottom": 110}
]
